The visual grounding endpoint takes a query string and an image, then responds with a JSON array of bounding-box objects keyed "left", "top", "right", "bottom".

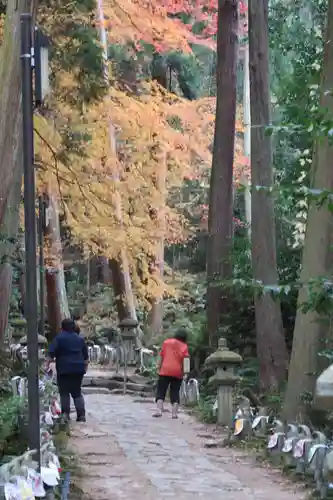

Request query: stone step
[
  {"left": 83, "top": 387, "right": 112, "bottom": 395},
  {"left": 83, "top": 376, "right": 154, "bottom": 394}
]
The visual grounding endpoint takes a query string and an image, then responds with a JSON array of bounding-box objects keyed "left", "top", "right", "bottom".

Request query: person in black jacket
[{"left": 47, "top": 318, "right": 89, "bottom": 422}]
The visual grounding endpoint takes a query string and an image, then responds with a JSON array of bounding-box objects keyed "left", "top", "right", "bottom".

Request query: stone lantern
[
  {"left": 118, "top": 317, "right": 138, "bottom": 366},
  {"left": 19, "top": 333, "right": 48, "bottom": 364},
  {"left": 9, "top": 317, "right": 27, "bottom": 343},
  {"left": 205, "top": 337, "right": 242, "bottom": 426}
]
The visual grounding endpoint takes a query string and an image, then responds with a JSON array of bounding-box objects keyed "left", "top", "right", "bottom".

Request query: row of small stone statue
[
  {"left": 9, "top": 343, "right": 46, "bottom": 364},
  {"left": 87, "top": 343, "right": 155, "bottom": 372},
  {"left": 232, "top": 404, "right": 333, "bottom": 499},
  {"left": 88, "top": 344, "right": 125, "bottom": 368},
  {"left": 0, "top": 376, "right": 63, "bottom": 500}
]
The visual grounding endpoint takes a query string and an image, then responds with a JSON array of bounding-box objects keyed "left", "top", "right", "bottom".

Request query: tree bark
[
  {"left": 86, "top": 251, "right": 91, "bottom": 300},
  {"left": 147, "top": 142, "right": 166, "bottom": 338},
  {"left": 206, "top": 0, "right": 238, "bottom": 348},
  {"left": 88, "top": 255, "right": 100, "bottom": 287},
  {"left": 96, "top": 0, "right": 145, "bottom": 349},
  {"left": 97, "top": 0, "right": 139, "bottom": 331},
  {"left": 99, "top": 256, "right": 112, "bottom": 284},
  {"left": 249, "top": 0, "right": 289, "bottom": 391},
  {"left": 44, "top": 186, "right": 70, "bottom": 339},
  {"left": 0, "top": 0, "right": 39, "bottom": 343},
  {"left": 283, "top": 0, "right": 333, "bottom": 421},
  {"left": 0, "top": 153, "right": 22, "bottom": 344},
  {"left": 19, "top": 266, "right": 26, "bottom": 315},
  {"left": 109, "top": 258, "right": 131, "bottom": 321},
  {"left": 0, "top": 1, "right": 37, "bottom": 225}
]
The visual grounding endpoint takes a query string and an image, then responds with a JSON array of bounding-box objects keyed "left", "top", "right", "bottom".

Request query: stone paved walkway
[{"left": 70, "top": 394, "right": 307, "bottom": 500}]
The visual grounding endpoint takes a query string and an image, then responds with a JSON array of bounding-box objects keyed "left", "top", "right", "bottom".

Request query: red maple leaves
[
  {"left": 103, "top": 0, "right": 248, "bottom": 55},
  {"left": 157, "top": 0, "right": 248, "bottom": 46}
]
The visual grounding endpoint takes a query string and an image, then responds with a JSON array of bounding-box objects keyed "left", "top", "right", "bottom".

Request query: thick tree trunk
[
  {"left": 0, "top": 0, "right": 38, "bottom": 343},
  {"left": 249, "top": 0, "right": 289, "bottom": 391},
  {"left": 206, "top": 0, "right": 238, "bottom": 348},
  {"left": 283, "top": 0, "right": 333, "bottom": 421},
  {"left": 0, "top": 1, "right": 37, "bottom": 225},
  {"left": 45, "top": 187, "right": 70, "bottom": 339}
]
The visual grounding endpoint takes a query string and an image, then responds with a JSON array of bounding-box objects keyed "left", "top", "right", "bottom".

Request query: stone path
[{"left": 70, "top": 394, "right": 307, "bottom": 500}]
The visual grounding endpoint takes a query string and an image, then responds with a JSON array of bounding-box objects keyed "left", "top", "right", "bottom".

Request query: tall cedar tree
[
  {"left": 283, "top": 0, "right": 333, "bottom": 421},
  {"left": 207, "top": 0, "right": 238, "bottom": 348},
  {"left": 249, "top": 0, "right": 289, "bottom": 390}
]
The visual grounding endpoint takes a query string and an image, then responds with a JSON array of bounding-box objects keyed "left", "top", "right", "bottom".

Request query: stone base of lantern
[
  {"left": 217, "top": 385, "right": 234, "bottom": 427},
  {"left": 123, "top": 339, "right": 136, "bottom": 365},
  {"left": 204, "top": 337, "right": 243, "bottom": 428},
  {"left": 208, "top": 373, "right": 239, "bottom": 427},
  {"left": 210, "top": 376, "right": 238, "bottom": 427}
]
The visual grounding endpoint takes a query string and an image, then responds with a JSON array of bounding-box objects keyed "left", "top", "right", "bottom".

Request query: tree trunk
[
  {"left": 44, "top": 186, "right": 70, "bottom": 339},
  {"left": 283, "top": 0, "right": 333, "bottom": 421},
  {"left": 19, "top": 267, "right": 26, "bottom": 315},
  {"left": 109, "top": 258, "right": 131, "bottom": 321},
  {"left": 97, "top": 0, "right": 139, "bottom": 335},
  {"left": 249, "top": 0, "right": 289, "bottom": 391},
  {"left": 0, "top": 1, "right": 37, "bottom": 226},
  {"left": 206, "top": 0, "right": 238, "bottom": 348},
  {"left": 147, "top": 143, "right": 166, "bottom": 338},
  {"left": 0, "top": 0, "right": 38, "bottom": 343},
  {"left": 0, "top": 264, "right": 13, "bottom": 343},
  {"left": 0, "top": 155, "right": 22, "bottom": 344},
  {"left": 86, "top": 251, "right": 90, "bottom": 300},
  {"left": 99, "top": 256, "right": 112, "bottom": 284},
  {"left": 88, "top": 255, "right": 100, "bottom": 287}
]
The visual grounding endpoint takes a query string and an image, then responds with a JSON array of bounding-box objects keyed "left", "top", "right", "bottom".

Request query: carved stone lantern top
[
  {"left": 118, "top": 317, "right": 138, "bottom": 339},
  {"left": 10, "top": 317, "right": 27, "bottom": 339},
  {"left": 118, "top": 318, "right": 138, "bottom": 328},
  {"left": 205, "top": 337, "right": 242, "bottom": 367},
  {"left": 205, "top": 337, "right": 242, "bottom": 388}
]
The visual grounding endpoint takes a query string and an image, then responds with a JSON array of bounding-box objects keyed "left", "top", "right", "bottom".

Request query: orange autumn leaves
[
  {"left": 33, "top": 0, "right": 249, "bottom": 302},
  {"left": 55, "top": 82, "right": 245, "bottom": 249},
  {"left": 36, "top": 79, "right": 246, "bottom": 262}
]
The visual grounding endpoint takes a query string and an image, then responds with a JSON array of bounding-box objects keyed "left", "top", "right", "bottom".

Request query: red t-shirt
[{"left": 159, "top": 338, "right": 189, "bottom": 379}]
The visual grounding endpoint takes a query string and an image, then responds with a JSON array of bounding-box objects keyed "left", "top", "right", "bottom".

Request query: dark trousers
[
  {"left": 57, "top": 373, "right": 85, "bottom": 417},
  {"left": 156, "top": 375, "right": 182, "bottom": 404}
]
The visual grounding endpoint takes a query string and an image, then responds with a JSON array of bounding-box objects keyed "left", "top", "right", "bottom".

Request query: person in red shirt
[{"left": 153, "top": 328, "right": 190, "bottom": 419}]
